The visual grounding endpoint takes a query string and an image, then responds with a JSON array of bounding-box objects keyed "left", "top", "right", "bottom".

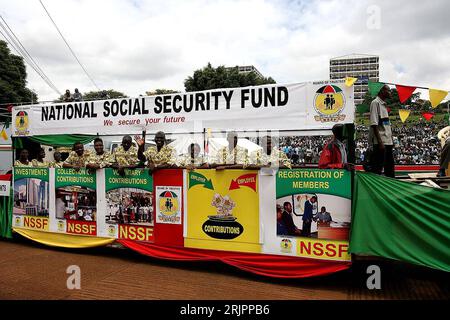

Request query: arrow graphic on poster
[
  {"left": 189, "top": 172, "right": 214, "bottom": 190},
  {"left": 229, "top": 173, "right": 257, "bottom": 192}
]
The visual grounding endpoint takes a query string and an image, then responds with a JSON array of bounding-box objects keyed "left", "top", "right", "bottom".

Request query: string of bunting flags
[{"left": 346, "top": 76, "right": 450, "bottom": 123}]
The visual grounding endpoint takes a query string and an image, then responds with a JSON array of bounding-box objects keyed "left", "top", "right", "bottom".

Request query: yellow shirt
[
  {"left": 49, "top": 161, "right": 64, "bottom": 168},
  {"left": 250, "top": 147, "right": 292, "bottom": 169},
  {"left": 14, "top": 160, "right": 32, "bottom": 167},
  {"left": 87, "top": 151, "right": 114, "bottom": 168},
  {"left": 31, "top": 159, "right": 50, "bottom": 167},
  {"left": 176, "top": 154, "right": 207, "bottom": 167},
  {"left": 143, "top": 145, "right": 176, "bottom": 166},
  {"left": 113, "top": 146, "right": 139, "bottom": 166},
  {"left": 64, "top": 150, "right": 91, "bottom": 167},
  {"left": 214, "top": 145, "right": 249, "bottom": 167}
]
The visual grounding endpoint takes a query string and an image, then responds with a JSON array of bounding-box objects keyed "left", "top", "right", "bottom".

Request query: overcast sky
[{"left": 1, "top": 0, "right": 449, "bottom": 102}]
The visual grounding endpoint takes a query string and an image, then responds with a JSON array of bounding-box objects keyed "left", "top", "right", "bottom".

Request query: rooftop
[{"left": 330, "top": 54, "right": 379, "bottom": 60}]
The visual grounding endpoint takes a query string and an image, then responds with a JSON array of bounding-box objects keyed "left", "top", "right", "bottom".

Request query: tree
[
  {"left": 361, "top": 87, "right": 421, "bottom": 111},
  {"left": 146, "top": 89, "right": 180, "bottom": 96},
  {"left": 56, "top": 89, "right": 127, "bottom": 102},
  {"left": 0, "top": 40, "right": 38, "bottom": 110},
  {"left": 184, "top": 63, "right": 276, "bottom": 92}
]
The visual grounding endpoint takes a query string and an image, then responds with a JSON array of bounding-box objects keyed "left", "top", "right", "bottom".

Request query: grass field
[{"left": 355, "top": 112, "right": 448, "bottom": 127}]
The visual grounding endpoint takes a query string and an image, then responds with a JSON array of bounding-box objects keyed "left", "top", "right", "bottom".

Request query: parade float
[{"left": 1, "top": 80, "right": 448, "bottom": 277}]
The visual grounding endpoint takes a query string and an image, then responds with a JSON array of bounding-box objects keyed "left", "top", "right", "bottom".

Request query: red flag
[
  {"left": 229, "top": 173, "right": 257, "bottom": 192},
  {"left": 422, "top": 112, "right": 434, "bottom": 121},
  {"left": 396, "top": 85, "right": 417, "bottom": 104},
  {"left": 7, "top": 104, "right": 13, "bottom": 112},
  {"left": 387, "top": 107, "right": 391, "bottom": 113}
]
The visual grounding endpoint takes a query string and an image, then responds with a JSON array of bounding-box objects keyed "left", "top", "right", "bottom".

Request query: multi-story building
[
  {"left": 330, "top": 54, "right": 379, "bottom": 105},
  {"left": 226, "top": 65, "right": 264, "bottom": 79}
]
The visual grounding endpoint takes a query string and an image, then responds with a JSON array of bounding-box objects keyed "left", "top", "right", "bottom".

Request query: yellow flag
[
  {"left": 399, "top": 109, "right": 411, "bottom": 123},
  {"left": 345, "top": 77, "right": 358, "bottom": 87},
  {"left": 206, "top": 128, "right": 212, "bottom": 138},
  {"left": 429, "top": 88, "right": 448, "bottom": 108},
  {"left": 0, "top": 128, "right": 7, "bottom": 140}
]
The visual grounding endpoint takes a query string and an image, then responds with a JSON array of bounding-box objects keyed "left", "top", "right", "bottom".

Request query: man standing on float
[
  {"left": 137, "top": 131, "right": 176, "bottom": 172},
  {"left": 210, "top": 131, "right": 249, "bottom": 170},
  {"left": 112, "top": 135, "right": 140, "bottom": 176}
]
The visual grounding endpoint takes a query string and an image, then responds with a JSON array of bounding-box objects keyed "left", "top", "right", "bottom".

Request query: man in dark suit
[
  {"left": 302, "top": 196, "right": 317, "bottom": 237},
  {"left": 281, "top": 202, "right": 301, "bottom": 236}
]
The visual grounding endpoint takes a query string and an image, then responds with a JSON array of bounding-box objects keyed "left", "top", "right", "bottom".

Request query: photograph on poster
[
  {"left": 55, "top": 186, "right": 97, "bottom": 221},
  {"left": 276, "top": 193, "right": 350, "bottom": 241},
  {"left": 106, "top": 188, "right": 153, "bottom": 226},
  {"left": 13, "top": 178, "right": 49, "bottom": 217}
]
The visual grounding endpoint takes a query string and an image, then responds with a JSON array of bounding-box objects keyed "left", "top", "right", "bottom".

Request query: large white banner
[{"left": 12, "top": 80, "right": 354, "bottom": 136}]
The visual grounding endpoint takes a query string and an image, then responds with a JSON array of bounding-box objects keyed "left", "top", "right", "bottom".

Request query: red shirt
[{"left": 318, "top": 140, "right": 344, "bottom": 169}]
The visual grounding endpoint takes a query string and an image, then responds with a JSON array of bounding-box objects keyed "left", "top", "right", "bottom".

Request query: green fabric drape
[
  {"left": 12, "top": 137, "right": 23, "bottom": 149},
  {"left": 14, "top": 134, "right": 96, "bottom": 147},
  {"left": 349, "top": 172, "right": 450, "bottom": 272},
  {"left": 0, "top": 189, "right": 13, "bottom": 238}
]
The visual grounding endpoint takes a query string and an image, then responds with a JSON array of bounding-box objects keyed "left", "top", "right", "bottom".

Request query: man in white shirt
[{"left": 368, "top": 85, "right": 395, "bottom": 177}]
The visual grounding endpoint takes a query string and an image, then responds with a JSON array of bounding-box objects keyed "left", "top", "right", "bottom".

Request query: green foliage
[
  {"left": 83, "top": 89, "right": 127, "bottom": 100},
  {"left": 361, "top": 88, "right": 421, "bottom": 111},
  {"left": 146, "top": 89, "right": 180, "bottom": 96},
  {"left": 56, "top": 89, "right": 127, "bottom": 102},
  {"left": 0, "top": 40, "right": 38, "bottom": 109},
  {"left": 355, "top": 111, "right": 447, "bottom": 127},
  {"left": 184, "top": 63, "right": 276, "bottom": 92}
]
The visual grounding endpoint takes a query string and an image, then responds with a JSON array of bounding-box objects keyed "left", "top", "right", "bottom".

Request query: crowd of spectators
[
  {"left": 279, "top": 136, "right": 329, "bottom": 165},
  {"left": 278, "top": 120, "right": 446, "bottom": 165}
]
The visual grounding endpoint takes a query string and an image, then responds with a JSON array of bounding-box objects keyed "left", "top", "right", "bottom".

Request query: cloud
[{"left": 1, "top": 0, "right": 449, "bottom": 102}]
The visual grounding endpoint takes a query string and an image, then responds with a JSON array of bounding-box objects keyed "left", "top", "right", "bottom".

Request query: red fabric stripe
[
  {"left": 118, "top": 240, "right": 351, "bottom": 278},
  {"left": 0, "top": 174, "right": 12, "bottom": 181}
]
